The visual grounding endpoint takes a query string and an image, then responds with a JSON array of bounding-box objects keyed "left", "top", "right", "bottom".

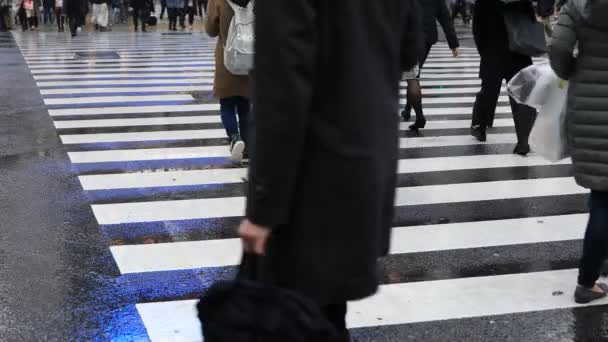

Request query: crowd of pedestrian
[{"left": 0, "top": 0, "right": 207, "bottom": 33}]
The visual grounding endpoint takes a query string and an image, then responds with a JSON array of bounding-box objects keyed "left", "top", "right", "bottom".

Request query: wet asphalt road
[{"left": 0, "top": 32, "right": 147, "bottom": 340}]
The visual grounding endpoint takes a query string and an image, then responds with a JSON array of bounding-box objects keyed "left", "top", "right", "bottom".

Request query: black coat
[
  {"left": 419, "top": 0, "right": 459, "bottom": 49},
  {"left": 246, "top": 0, "right": 421, "bottom": 306},
  {"left": 65, "top": 0, "right": 87, "bottom": 20},
  {"left": 472, "top": 0, "right": 533, "bottom": 79}
]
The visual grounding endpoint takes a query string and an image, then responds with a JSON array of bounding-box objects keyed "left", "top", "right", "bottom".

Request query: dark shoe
[
  {"left": 229, "top": 135, "right": 245, "bottom": 162},
  {"left": 401, "top": 108, "right": 411, "bottom": 122},
  {"left": 574, "top": 283, "right": 608, "bottom": 304},
  {"left": 513, "top": 143, "right": 530, "bottom": 156},
  {"left": 471, "top": 126, "right": 486, "bottom": 142},
  {"left": 409, "top": 118, "right": 426, "bottom": 132}
]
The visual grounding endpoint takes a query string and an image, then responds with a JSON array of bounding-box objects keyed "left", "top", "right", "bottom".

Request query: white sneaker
[{"left": 229, "top": 137, "right": 245, "bottom": 162}]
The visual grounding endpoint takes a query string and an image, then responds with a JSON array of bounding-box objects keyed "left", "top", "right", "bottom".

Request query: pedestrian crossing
[{"left": 11, "top": 30, "right": 605, "bottom": 341}]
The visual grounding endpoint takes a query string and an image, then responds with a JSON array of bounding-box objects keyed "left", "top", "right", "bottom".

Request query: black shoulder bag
[
  {"left": 197, "top": 253, "right": 338, "bottom": 342},
  {"left": 502, "top": 0, "right": 548, "bottom": 57}
]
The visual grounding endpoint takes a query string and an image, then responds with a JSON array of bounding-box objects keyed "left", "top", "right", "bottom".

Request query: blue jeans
[
  {"left": 43, "top": 6, "right": 54, "bottom": 24},
  {"left": 578, "top": 191, "right": 608, "bottom": 287},
  {"left": 220, "top": 96, "right": 250, "bottom": 143}
]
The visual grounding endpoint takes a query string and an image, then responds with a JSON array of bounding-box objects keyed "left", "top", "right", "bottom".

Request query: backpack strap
[{"left": 225, "top": 0, "right": 236, "bottom": 12}]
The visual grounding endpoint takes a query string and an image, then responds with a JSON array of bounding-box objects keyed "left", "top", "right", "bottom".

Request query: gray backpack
[{"left": 224, "top": 0, "right": 255, "bottom": 75}]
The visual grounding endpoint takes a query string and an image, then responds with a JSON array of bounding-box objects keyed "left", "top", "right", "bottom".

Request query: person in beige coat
[{"left": 205, "top": 0, "right": 252, "bottom": 162}]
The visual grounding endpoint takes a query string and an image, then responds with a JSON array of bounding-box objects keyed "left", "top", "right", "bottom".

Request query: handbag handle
[{"left": 236, "top": 252, "right": 259, "bottom": 282}]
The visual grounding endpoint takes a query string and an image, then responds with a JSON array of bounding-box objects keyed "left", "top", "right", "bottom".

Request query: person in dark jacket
[
  {"left": 402, "top": 0, "right": 459, "bottom": 132},
  {"left": 238, "top": 0, "right": 421, "bottom": 340},
  {"left": 470, "top": 0, "right": 537, "bottom": 155},
  {"left": 65, "top": 0, "right": 86, "bottom": 36},
  {"left": 549, "top": 0, "right": 608, "bottom": 304},
  {"left": 184, "top": 0, "right": 196, "bottom": 30},
  {"left": 130, "top": 0, "right": 152, "bottom": 31}
]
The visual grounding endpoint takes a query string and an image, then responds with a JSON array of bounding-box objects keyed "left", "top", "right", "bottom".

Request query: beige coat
[{"left": 205, "top": 0, "right": 251, "bottom": 99}]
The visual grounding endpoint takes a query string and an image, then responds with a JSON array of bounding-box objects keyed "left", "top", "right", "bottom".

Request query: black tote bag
[
  {"left": 502, "top": 2, "right": 548, "bottom": 57},
  {"left": 197, "top": 253, "right": 338, "bottom": 342}
]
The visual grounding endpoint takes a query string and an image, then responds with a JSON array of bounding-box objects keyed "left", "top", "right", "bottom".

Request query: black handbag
[
  {"left": 502, "top": 2, "right": 548, "bottom": 57},
  {"left": 197, "top": 253, "right": 338, "bottom": 342}
]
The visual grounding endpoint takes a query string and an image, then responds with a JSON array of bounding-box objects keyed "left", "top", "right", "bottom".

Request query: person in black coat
[
  {"left": 470, "top": 0, "right": 537, "bottom": 155},
  {"left": 65, "top": 0, "right": 87, "bottom": 36},
  {"left": 238, "top": 0, "right": 421, "bottom": 339},
  {"left": 402, "top": 0, "right": 459, "bottom": 132},
  {"left": 130, "top": 0, "right": 152, "bottom": 31}
]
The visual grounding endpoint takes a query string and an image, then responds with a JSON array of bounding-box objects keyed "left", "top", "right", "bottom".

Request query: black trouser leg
[
  {"left": 132, "top": 10, "right": 138, "bottom": 29},
  {"left": 578, "top": 191, "right": 608, "bottom": 288},
  {"left": 508, "top": 96, "right": 537, "bottom": 146},
  {"left": 168, "top": 8, "right": 176, "bottom": 29},
  {"left": 178, "top": 7, "right": 185, "bottom": 28},
  {"left": 321, "top": 303, "right": 350, "bottom": 342},
  {"left": 187, "top": 6, "right": 193, "bottom": 25},
  {"left": 506, "top": 69, "right": 537, "bottom": 146},
  {"left": 472, "top": 72, "right": 502, "bottom": 128},
  {"left": 69, "top": 17, "right": 77, "bottom": 36},
  {"left": 160, "top": 0, "right": 166, "bottom": 18}
]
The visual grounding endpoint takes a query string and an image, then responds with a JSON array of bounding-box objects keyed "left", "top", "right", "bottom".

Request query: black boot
[
  {"left": 471, "top": 125, "right": 487, "bottom": 142},
  {"left": 409, "top": 118, "right": 426, "bottom": 133},
  {"left": 513, "top": 143, "right": 530, "bottom": 156}
]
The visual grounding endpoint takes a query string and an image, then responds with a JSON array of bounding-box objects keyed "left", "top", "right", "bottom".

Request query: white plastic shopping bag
[{"left": 508, "top": 63, "right": 569, "bottom": 162}]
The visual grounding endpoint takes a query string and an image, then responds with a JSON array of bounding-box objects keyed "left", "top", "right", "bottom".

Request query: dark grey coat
[
  {"left": 550, "top": 0, "right": 608, "bottom": 191},
  {"left": 246, "top": 0, "right": 421, "bottom": 306}
]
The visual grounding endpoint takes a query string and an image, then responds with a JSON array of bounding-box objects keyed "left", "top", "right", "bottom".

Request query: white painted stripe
[
  {"left": 44, "top": 94, "right": 194, "bottom": 105},
  {"left": 91, "top": 177, "right": 583, "bottom": 225},
  {"left": 79, "top": 168, "right": 248, "bottom": 190},
  {"left": 400, "top": 87, "right": 504, "bottom": 95},
  {"left": 30, "top": 66, "right": 216, "bottom": 74},
  {"left": 40, "top": 85, "right": 214, "bottom": 95},
  {"left": 399, "top": 96, "right": 508, "bottom": 105},
  {"left": 41, "top": 85, "right": 480, "bottom": 96},
  {"left": 401, "top": 118, "right": 512, "bottom": 130},
  {"left": 37, "top": 79, "right": 213, "bottom": 87},
  {"left": 21, "top": 47, "right": 216, "bottom": 54},
  {"left": 49, "top": 104, "right": 219, "bottom": 116},
  {"left": 400, "top": 79, "right": 481, "bottom": 86},
  {"left": 136, "top": 269, "right": 604, "bottom": 341},
  {"left": 423, "top": 63, "right": 480, "bottom": 68},
  {"left": 33, "top": 72, "right": 214, "bottom": 80},
  {"left": 36, "top": 78, "right": 477, "bottom": 88},
  {"left": 32, "top": 71, "right": 475, "bottom": 81},
  {"left": 54, "top": 116, "right": 220, "bottom": 129},
  {"left": 60, "top": 129, "right": 226, "bottom": 144},
  {"left": 111, "top": 214, "right": 587, "bottom": 274},
  {"left": 394, "top": 177, "right": 585, "bottom": 207},
  {"left": 398, "top": 154, "right": 571, "bottom": 174},
  {"left": 25, "top": 54, "right": 215, "bottom": 61},
  {"left": 30, "top": 61, "right": 216, "bottom": 68},
  {"left": 423, "top": 106, "right": 510, "bottom": 116},
  {"left": 68, "top": 145, "right": 231, "bottom": 164},
  {"left": 91, "top": 196, "right": 244, "bottom": 224},
  {"left": 400, "top": 133, "right": 516, "bottom": 148},
  {"left": 78, "top": 153, "right": 565, "bottom": 191}
]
